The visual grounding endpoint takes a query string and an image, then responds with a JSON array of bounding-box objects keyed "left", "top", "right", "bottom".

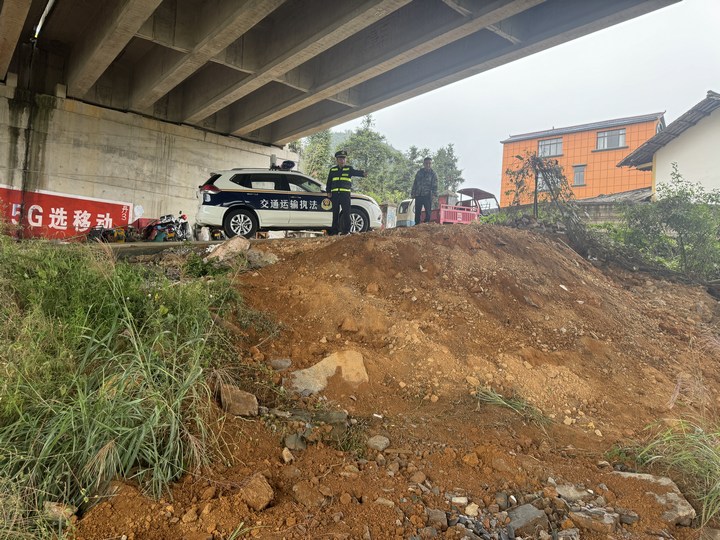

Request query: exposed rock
[
  {"left": 292, "top": 481, "right": 326, "bottom": 508},
  {"left": 556, "top": 484, "right": 593, "bottom": 503},
  {"left": 200, "top": 486, "right": 216, "bottom": 501},
  {"left": 613, "top": 471, "right": 696, "bottom": 526},
  {"left": 269, "top": 358, "right": 292, "bottom": 371},
  {"left": 507, "top": 503, "right": 549, "bottom": 536},
  {"left": 427, "top": 508, "right": 448, "bottom": 530},
  {"left": 409, "top": 471, "right": 426, "bottom": 484},
  {"left": 43, "top": 501, "right": 77, "bottom": 523},
  {"left": 340, "top": 317, "right": 359, "bottom": 332},
  {"left": 246, "top": 249, "right": 279, "bottom": 268},
  {"left": 617, "top": 508, "right": 639, "bottom": 525},
  {"left": 284, "top": 433, "right": 307, "bottom": 451},
  {"left": 418, "top": 526, "right": 438, "bottom": 538},
  {"left": 204, "top": 236, "right": 250, "bottom": 262},
  {"left": 557, "top": 528, "right": 580, "bottom": 540},
  {"left": 219, "top": 384, "right": 258, "bottom": 416},
  {"left": 289, "top": 350, "right": 368, "bottom": 395},
  {"left": 465, "top": 503, "right": 480, "bottom": 517},
  {"left": 367, "top": 435, "right": 390, "bottom": 452},
  {"left": 374, "top": 497, "right": 395, "bottom": 507},
  {"left": 281, "top": 447, "right": 295, "bottom": 463},
  {"left": 237, "top": 473, "right": 274, "bottom": 511},
  {"left": 462, "top": 452, "right": 480, "bottom": 467},
  {"left": 181, "top": 507, "right": 199, "bottom": 523},
  {"left": 569, "top": 509, "right": 619, "bottom": 533}
]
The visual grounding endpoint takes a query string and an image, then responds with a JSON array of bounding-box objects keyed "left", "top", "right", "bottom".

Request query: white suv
[{"left": 195, "top": 167, "right": 383, "bottom": 238}]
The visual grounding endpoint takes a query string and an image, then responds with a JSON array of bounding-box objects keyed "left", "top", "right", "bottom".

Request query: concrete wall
[
  {"left": 655, "top": 108, "right": 720, "bottom": 191},
  {"left": 0, "top": 82, "right": 297, "bottom": 227}
]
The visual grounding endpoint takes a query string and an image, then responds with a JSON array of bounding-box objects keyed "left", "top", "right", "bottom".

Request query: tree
[
  {"left": 337, "top": 115, "right": 406, "bottom": 203},
  {"left": 300, "top": 130, "right": 332, "bottom": 179},
  {"left": 622, "top": 164, "right": 720, "bottom": 279},
  {"left": 504, "top": 151, "right": 575, "bottom": 218},
  {"left": 432, "top": 144, "right": 464, "bottom": 194}
]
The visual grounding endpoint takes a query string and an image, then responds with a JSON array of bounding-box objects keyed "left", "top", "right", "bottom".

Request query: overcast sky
[{"left": 335, "top": 0, "right": 720, "bottom": 195}]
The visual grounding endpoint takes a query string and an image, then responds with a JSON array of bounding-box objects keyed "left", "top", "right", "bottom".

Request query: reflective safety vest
[{"left": 327, "top": 166, "right": 353, "bottom": 192}]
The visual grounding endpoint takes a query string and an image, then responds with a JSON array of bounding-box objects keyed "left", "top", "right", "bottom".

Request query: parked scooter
[
  {"left": 144, "top": 214, "right": 177, "bottom": 241},
  {"left": 143, "top": 212, "right": 192, "bottom": 241},
  {"left": 176, "top": 212, "right": 192, "bottom": 241}
]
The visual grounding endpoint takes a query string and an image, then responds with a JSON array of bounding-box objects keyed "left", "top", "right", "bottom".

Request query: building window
[
  {"left": 573, "top": 165, "right": 586, "bottom": 186},
  {"left": 538, "top": 138, "right": 562, "bottom": 157},
  {"left": 596, "top": 128, "right": 625, "bottom": 150}
]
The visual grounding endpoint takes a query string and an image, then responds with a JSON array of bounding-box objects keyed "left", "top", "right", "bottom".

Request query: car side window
[
  {"left": 249, "top": 174, "right": 284, "bottom": 191},
  {"left": 287, "top": 176, "right": 323, "bottom": 193},
  {"left": 229, "top": 174, "right": 252, "bottom": 188}
]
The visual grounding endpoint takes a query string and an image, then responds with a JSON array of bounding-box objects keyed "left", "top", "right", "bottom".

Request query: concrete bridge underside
[{"left": 1, "top": 0, "right": 679, "bottom": 147}]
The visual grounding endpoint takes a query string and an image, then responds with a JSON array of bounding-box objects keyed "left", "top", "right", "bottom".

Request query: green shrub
[
  {"left": 621, "top": 164, "right": 720, "bottom": 280},
  {"left": 0, "top": 236, "right": 261, "bottom": 536}
]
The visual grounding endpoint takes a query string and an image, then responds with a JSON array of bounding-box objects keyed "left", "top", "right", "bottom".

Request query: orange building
[{"left": 499, "top": 113, "right": 665, "bottom": 207}]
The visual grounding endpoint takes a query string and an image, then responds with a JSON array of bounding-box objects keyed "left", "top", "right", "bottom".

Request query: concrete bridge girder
[
  {"left": 224, "top": 0, "right": 545, "bottom": 138},
  {"left": 269, "top": 0, "right": 678, "bottom": 145},
  {"left": 0, "top": 0, "right": 32, "bottom": 79},
  {"left": 179, "top": 0, "right": 412, "bottom": 124},
  {"left": 2, "top": 0, "right": 681, "bottom": 149}
]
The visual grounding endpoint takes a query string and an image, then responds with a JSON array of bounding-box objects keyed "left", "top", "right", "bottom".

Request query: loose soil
[{"left": 76, "top": 223, "right": 720, "bottom": 540}]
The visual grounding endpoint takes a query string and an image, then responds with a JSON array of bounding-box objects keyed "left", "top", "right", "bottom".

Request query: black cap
[{"left": 335, "top": 150, "right": 348, "bottom": 158}]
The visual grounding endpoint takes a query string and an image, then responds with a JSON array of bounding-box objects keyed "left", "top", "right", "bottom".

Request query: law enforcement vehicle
[{"left": 195, "top": 161, "right": 383, "bottom": 238}]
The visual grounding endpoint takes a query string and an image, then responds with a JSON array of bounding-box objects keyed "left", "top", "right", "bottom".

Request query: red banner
[{"left": 0, "top": 185, "right": 133, "bottom": 239}]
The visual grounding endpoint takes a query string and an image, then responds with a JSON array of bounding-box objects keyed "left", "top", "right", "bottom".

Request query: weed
[
  {"left": 605, "top": 444, "right": 635, "bottom": 465},
  {"left": 474, "top": 387, "right": 549, "bottom": 426},
  {"left": 330, "top": 419, "right": 368, "bottom": 458},
  {"left": 183, "top": 252, "right": 235, "bottom": 278},
  {"left": 0, "top": 236, "right": 273, "bottom": 537},
  {"left": 633, "top": 419, "right": 720, "bottom": 526}
]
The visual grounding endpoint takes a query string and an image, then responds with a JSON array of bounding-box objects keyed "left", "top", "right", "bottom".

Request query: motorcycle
[
  {"left": 143, "top": 214, "right": 176, "bottom": 242},
  {"left": 176, "top": 212, "right": 191, "bottom": 241},
  {"left": 143, "top": 212, "right": 192, "bottom": 242}
]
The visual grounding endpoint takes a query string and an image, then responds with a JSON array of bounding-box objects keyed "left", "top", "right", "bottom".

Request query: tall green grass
[
  {"left": 634, "top": 419, "right": 720, "bottom": 526},
  {"left": 474, "top": 386, "right": 549, "bottom": 426},
  {"left": 0, "top": 236, "right": 254, "bottom": 537}
]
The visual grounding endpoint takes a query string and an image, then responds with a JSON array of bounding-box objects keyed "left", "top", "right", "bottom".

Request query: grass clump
[
  {"left": 183, "top": 252, "right": 236, "bottom": 278},
  {"left": 474, "top": 387, "right": 548, "bottom": 426},
  {"left": 632, "top": 419, "right": 720, "bottom": 526},
  {"left": 0, "top": 236, "right": 262, "bottom": 537}
]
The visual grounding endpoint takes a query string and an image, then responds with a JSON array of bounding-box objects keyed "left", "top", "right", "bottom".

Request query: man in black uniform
[{"left": 325, "top": 150, "right": 366, "bottom": 235}]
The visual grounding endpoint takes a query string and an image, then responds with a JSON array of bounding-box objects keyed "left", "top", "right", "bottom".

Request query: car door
[
  {"left": 286, "top": 174, "right": 332, "bottom": 228},
  {"left": 229, "top": 173, "right": 290, "bottom": 227}
]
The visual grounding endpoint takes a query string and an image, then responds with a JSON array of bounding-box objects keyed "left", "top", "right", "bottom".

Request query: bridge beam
[
  {"left": 66, "top": 0, "right": 163, "bottom": 98},
  {"left": 181, "top": 0, "right": 411, "bottom": 124},
  {"left": 226, "top": 0, "right": 544, "bottom": 138},
  {"left": 130, "top": 0, "right": 285, "bottom": 112},
  {"left": 269, "top": 0, "right": 678, "bottom": 144},
  {"left": 0, "top": 0, "right": 32, "bottom": 79}
]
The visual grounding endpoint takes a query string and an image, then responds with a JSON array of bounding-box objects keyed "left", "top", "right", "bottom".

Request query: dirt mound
[{"left": 76, "top": 224, "right": 719, "bottom": 540}]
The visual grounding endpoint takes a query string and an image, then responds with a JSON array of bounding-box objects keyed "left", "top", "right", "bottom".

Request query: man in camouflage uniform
[{"left": 411, "top": 157, "right": 438, "bottom": 225}]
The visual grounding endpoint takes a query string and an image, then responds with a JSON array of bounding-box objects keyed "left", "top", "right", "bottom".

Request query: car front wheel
[
  {"left": 349, "top": 207, "right": 370, "bottom": 233},
  {"left": 224, "top": 208, "right": 258, "bottom": 238}
]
